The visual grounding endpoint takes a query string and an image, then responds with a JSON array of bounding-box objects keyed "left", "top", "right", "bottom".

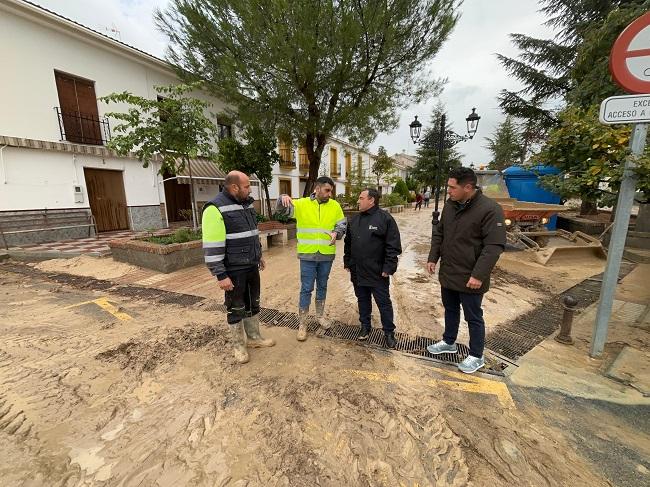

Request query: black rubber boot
[{"left": 384, "top": 332, "right": 396, "bottom": 349}]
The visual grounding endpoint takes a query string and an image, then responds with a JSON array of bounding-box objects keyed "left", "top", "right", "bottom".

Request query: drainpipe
[{"left": 0, "top": 144, "right": 7, "bottom": 184}]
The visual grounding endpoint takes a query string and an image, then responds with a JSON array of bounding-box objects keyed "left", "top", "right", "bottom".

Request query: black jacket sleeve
[
  {"left": 472, "top": 204, "right": 506, "bottom": 281},
  {"left": 344, "top": 218, "right": 352, "bottom": 268},
  {"left": 427, "top": 210, "right": 445, "bottom": 263},
  {"left": 382, "top": 214, "right": 402, "bottom": 275}
]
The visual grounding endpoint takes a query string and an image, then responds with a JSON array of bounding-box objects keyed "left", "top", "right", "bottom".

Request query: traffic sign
[
  {"left": 599, "top": 94, "right": 650, "bottom": 124},
  {"left": 610, "top": 12, "right": 650, "bottom": 94}
]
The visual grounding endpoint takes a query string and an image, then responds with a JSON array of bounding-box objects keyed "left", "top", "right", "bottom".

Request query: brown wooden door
[
  {"left": 84, "top": 168, "right": 129, "bottom": 232},
  {"left": 55, "top": 71, "right": 102, "bottom": 145},
  {"left": 163, "top": 172, "right": 191, "bottom": 222},
  {"left": 279, "top": 179, "right": 292, "bottom": 197}
]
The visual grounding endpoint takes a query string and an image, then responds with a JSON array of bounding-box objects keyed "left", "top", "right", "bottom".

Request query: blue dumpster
[{"left": 502, "top": 165, "right": 562, "bottom": 230}]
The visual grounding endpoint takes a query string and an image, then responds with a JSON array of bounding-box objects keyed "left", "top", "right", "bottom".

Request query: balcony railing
[
  {"left": 56, "top": 107, "right": 111, "bottom": 145},
  {"left": 279, "top": 147, "right": 295, "bottom": 168}
]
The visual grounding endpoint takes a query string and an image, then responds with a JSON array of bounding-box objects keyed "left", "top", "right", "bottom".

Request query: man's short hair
[
  {"left": 449, "top": 167, "right": 478, "bottom": 187},
  {"left": 224, "top": 172, "right": 241, "bottom": 186},
  {"left": 315, "top": 176, "right": 335, "bottom": 187},
  {"left": 364, "top": 187, "right": 380, "bottom": 205}
]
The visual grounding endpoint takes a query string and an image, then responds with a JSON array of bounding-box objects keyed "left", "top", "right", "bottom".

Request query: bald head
[{"left": 224, "top": 170, "right": 252, "bottom": 202}]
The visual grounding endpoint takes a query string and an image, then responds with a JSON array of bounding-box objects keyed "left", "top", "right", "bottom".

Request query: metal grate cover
[
  {"left": 486, "top": 262, "right": 636, "bottom": 361},
  {"left": 10, "top": 261, "right": 636, "bottom": 373}
]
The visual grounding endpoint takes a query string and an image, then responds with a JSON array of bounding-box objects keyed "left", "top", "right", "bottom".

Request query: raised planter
[
  {"left": 258, "top": 221, "right": 296, "bottom": 240},
  {"left": 258, "top": 221, "right": 285, "bottom": 231},
  {"left": 109, "top": 237, "right": 203, "bottom": 273}
]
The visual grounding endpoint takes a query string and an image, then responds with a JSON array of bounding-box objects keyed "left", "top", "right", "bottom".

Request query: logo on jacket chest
[{"left": 369, "top": 225, "right": 378, "bottom": 230}]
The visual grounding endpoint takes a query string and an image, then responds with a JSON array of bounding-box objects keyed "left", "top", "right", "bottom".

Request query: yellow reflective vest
[{"left": 293, "top": 197, "right": 345, "bottom": 256}]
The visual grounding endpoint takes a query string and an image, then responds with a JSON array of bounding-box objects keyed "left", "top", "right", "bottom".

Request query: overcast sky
[{"left": 34, "top": 0, "right": 555, "bottom": 165}]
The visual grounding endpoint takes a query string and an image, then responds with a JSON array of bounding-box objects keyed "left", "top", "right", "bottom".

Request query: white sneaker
[
  {"left": 458, "top": 355, "right": 485, "bottom": 374},
  {"left": 426, "top": 340, "right": 457, "bottom": 355}
]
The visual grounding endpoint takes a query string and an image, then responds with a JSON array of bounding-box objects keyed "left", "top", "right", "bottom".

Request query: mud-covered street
[
  {"left": 0, "top": 268, "right": 606, "bottom": 487},
  {"left": 0, "top": 210, "right": 647, "bottom": 486}
]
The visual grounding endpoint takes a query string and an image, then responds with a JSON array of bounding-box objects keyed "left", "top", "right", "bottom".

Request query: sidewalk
[
  {"left": 508, "top": 264, "right": 650, "bottom": 487},
  {"left": 510, "top": 263, "right": 650, "bottom": 404},
  {"left": 7, "top": 228, "right": 177, "bottom": 258}
]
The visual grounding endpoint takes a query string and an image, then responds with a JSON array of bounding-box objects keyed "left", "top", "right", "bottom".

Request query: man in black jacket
[
  {"left": 426, "top": 167, "right": 506, "bottom": 373},
  {"left": 344, "top": 188, "right": 402, "bottom": 348}
]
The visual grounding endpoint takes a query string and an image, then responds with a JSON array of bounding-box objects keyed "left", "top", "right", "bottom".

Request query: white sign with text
[{"left": 599, "top": 94, "right": 650, "bottom": 124}]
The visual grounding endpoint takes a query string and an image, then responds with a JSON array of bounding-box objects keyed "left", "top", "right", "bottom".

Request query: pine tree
[
  {"left": 484, "top": 116, "right": 524, "bottom": 171},
  {"left": 496, "top": 1, "right": 634, "bottom": 133},
  {"left": 412, "top": 105, "right": 462, "bottom": 190}
]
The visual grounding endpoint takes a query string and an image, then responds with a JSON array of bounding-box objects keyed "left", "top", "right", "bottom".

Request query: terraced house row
[{"left": 0, "top": 0, "right": 413, "bottom": 249}]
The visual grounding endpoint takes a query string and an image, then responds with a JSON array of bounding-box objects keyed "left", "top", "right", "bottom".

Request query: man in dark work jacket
[
  {"left": 426, "top": 167, "right": 506, "bottom": 374},
  {"left": 344, "top": 188, "right": 402, "bottom": 349}
]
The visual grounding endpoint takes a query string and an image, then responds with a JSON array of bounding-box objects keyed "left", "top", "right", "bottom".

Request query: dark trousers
[
  {"left": 353, "top": 279, "right": 395, "bottom": 333},
  {"left": 224, "top": 266, "right": 260, "bottom": 324},
  {"left": 441, "top": 287, "right": 485, "bottom": 358}
]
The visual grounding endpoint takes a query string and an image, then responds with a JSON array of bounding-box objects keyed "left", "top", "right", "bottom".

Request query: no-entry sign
[{"left": 610, "top": 12, "right": 650, "bottom": 94}]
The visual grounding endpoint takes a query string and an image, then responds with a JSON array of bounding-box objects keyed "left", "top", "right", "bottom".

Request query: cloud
[
  {"left": 32, "top": 0, "right": 169, "bottom": 58},
  {"left": 372, "top": 0, "right": 556, "bottom": 165}
]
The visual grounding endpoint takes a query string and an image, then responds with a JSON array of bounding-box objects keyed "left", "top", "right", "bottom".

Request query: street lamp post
[{"left": 409, "top": 108, "right": 480, "bottom": 225}]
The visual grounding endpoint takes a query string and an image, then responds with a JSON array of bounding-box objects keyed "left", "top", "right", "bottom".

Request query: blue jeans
[
  {"left": 299, "top": 260, "right": 333, "bottom": 309},
  {"left": 441, "top": 287, "right": 485, "bottom": 358}
]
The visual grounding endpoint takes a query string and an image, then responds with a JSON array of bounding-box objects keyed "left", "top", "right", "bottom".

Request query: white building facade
[
  {"left": 0, "top": 0, "right": 248, "bottom": 246},
  {"left": 0, "top": 0, "right": 403, "bottom": 246}
]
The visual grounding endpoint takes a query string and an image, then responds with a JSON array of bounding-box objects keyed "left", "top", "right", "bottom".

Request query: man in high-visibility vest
[
  {"left": 277, "top": 176, "right": 346, "bottom": 341},
  {"left": 202, "top": 171, "right": 275, "bottom": 364}
]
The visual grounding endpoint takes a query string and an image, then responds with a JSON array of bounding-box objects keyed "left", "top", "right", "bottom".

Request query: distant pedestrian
[
  {"left": 423, "top": 189, "right": 431, "bottom": 208},
  {"left": 414, "top": 192, "right": 423, "bottom": 211},
  {"left": 425, "top": 167, "right": 506, "bottom": 374},
  {"left": 344, "top": 188, "right": 402, "bottom": 349}
]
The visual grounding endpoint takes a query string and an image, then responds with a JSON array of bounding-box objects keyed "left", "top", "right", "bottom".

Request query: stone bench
[{"left": 259, "top": 229, "right": 288, "bottom": 251}]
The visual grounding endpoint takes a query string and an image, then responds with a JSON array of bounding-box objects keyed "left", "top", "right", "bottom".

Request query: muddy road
[{"left": 0, "top": 265, "right": 608, "bottom": 486}]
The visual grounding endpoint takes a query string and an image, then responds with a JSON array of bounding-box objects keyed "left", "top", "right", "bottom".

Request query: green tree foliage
[
  {"left": 100, "top": 83, "right": 218, "bottom": 229},
  {"left": 405, "top": 175, "right": 418, "bottom": 191},
  {"left": 570, "top": 1, "right": 650, "bottom": 108},
  {"left": 496, "top": 1, "right": 634, "bottom": 134},
  {"left": 412, "top": 106, "right": 462, "bottom": 190},
  {"left": 371, "top": 146, "right": 396, "bottom": 188},
  {"left": 217, "top": 124, "right": 279, "bottom": 216},
  {"left": 484, "top": 116, "right": 525, "bottom": 171},
  {"left": 393, "top": 178, "right": 410, "bottom": 201},
  {"left": 534, "top": 106, "right": 650, "bottom": 214},
  {"left": 157, "top": 0, "right": 460, "bottom": 196}
]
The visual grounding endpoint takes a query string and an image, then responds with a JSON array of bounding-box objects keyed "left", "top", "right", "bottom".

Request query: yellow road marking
[
  {"left": 65, "top": 297, "right": 132, "bottom": 321},
  {"left": 344, "top": 368, "right": 515, "bottom": 409}
]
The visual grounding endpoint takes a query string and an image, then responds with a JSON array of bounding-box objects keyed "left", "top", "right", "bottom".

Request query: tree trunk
[
  {"left": 303, "top": 132, "right": 326, "bottom": 197},
  {"left": 263, "top": 183, "right": 272, "bottom": 218},
  {"left": 579, "top": 199, "right": 598, "bottom": 216},
  {"left": 637, "top": 202, "right": 650, "bottom": 232},
  {"left": 185, "top": 156, "right": 199, "bottom": 230}
]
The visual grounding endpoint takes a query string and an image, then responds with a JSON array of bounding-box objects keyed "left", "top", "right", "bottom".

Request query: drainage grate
[
  {"left": 9, "top": 260, "right": 636, "bottom": 373},
  {"left": 321, "top": 323, "right": 470, "bottom": 363},
  {"left": 486, "top": 262, "right": 637, "bottom": 361}
]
